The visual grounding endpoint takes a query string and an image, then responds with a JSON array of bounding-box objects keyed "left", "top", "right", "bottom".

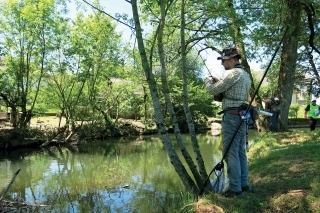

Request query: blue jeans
[{"left": 222, "top": 112, "right": 249, "bottom": 192}]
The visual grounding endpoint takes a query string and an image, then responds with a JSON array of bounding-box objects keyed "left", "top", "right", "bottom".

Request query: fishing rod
[
  {"left": 198, "top": 50, "right": 224, "bottom": 102},
  {"left": 198, "top": 48, "right": 214, "bottom": 78},
  {"left": 198, "top": 27, "right": 288, "bottom": 196}
]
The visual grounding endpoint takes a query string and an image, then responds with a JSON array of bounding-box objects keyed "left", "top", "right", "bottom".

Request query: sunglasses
[{"left": 222, "top": 59, "right": 229, "bottom": 63}]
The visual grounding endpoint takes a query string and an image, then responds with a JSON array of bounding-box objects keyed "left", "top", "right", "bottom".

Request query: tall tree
[
  {"left": 130, "top": 0, "right": 205, "bottom": 194},
  {"left": 277, "top": 0, "right": 302, "bottom": 131},
  {"left": 0, "top": 0, "right": 68, "bottom": 137},
  {"left": 42, "top": 8, "right": 126, "bottom": 143},
  {"left": 179, "top": 0, "right": 209, "bottom": 186}
]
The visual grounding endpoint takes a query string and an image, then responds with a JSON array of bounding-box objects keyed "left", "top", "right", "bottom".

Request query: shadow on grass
[{"left": 212, "top": 137, "right": 320, "bottom": 213}]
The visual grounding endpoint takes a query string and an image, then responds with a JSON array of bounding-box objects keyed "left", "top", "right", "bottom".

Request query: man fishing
[{"left": 204, "top": 47, "right": 252, "bottom": 198}]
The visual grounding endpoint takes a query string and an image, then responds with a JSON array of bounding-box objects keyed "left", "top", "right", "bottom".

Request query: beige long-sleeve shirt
[{"left": 205, "top": 67, "right": 251, "bottom": 110}]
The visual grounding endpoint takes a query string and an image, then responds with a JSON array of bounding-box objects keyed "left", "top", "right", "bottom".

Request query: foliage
[
  {"left": 0, "top": 0, "right": 316, "bottom": 133},
  {"left": 0, "top": 0, "right": 69, "bottom": 131},
  {"left": 289, "top": 103, "right": 300, "bottom": 118},
  {"left": 169, "top": 79, "right": 219, "bottom": 132},
  {"left": 32, "top": 106, "right": 47, "bottom": 117}
]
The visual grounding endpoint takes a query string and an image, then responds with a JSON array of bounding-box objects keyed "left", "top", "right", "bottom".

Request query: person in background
[
  {"left": 262, "top": 94, "right": 270, "bottom": 110},
  {"left": 269, "top": 97, "right": 280, "bottom": 132},
  {"left": 262, "top": 94, "right": 272, "bottom": 131},
  {"left": 263, "top": 94, "right": 280, "bottom": 132},
  {"left": 204, "top": 47, "right": 252, "bottom": 198},
  {"left": 304, "top": 99, "right": 320, "bottom": 131}
]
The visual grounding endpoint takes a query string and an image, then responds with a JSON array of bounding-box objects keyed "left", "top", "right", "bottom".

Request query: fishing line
[
  {"left": 197, "top": 47, "right": 214, "bottom": 77},
  {"left": 198, "top": 27, "right": 288, "bottom": 196}
]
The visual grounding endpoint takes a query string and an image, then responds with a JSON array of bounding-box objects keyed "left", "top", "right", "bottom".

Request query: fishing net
[{"left": 210, "top": 157, "right": 229, "bottom": 193}]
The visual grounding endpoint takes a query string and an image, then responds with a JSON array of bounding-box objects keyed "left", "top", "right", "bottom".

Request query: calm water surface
[{"left": 0, "top": 130, "right": 258, "bottom": 212}]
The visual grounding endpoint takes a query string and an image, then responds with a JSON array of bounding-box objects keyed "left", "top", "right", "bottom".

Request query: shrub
[{"left": 289, "top": 104, "right": 300, "bottom": 118}]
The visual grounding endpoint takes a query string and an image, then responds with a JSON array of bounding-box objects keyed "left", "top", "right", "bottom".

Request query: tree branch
[
  {"left": 81, "top": 0, "right": 135, "bottom": 30},
  {"left": 303, "top": 3, "right": 320, "bottom": 55}
]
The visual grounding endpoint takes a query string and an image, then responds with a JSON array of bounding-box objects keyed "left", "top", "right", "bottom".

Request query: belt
[
  {"left": 218, "top": 107, "right": 239, "bottom": 115},
  {"left": 228, "top": 111, "right": 239, "bottom": 115}
]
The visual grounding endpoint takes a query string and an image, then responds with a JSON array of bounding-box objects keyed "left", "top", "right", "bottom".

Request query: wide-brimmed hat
[{"left": 217, "top": 47, "right": 241, "bottom": 60}]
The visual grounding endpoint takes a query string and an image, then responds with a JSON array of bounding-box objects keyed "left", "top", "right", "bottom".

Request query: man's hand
[{"left": 210, "top": 76, "right": 219, "bottom": 83}]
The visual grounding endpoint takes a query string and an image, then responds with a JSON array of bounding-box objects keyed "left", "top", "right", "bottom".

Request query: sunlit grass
[{"left": 175, "top": 129, "right": 320, "bottom": 213}]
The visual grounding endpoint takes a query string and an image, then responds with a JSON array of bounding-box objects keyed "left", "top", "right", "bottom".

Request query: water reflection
[{"left": 0, "top": 131, "right": 257, "bottom": 212}]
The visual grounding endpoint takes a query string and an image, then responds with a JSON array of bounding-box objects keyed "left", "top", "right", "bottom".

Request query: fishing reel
[{"left": 214, "top": 161, "right": 224, "bottom": 171}]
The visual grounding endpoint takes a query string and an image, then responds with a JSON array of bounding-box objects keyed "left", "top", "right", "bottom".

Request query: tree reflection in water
[{"left": 0, "top": 131, "right": 258, "bottom": 212}]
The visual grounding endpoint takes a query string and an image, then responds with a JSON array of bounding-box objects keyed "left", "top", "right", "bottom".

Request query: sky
[{"left": 68, "top": 0, "right": 262, "bottom": 78}]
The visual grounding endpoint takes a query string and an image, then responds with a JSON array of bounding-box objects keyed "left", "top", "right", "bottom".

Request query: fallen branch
[
  {"left": 1, "top": 170, "right": 48, "bottom": 212},
  {"left": 1, "top": 194, "right": 47, "bottom": 212},
  {"left": 40, "top": 125, "right": 67, "bottom": 147},
  {"left": 0, "top": 169, "right": 20, "bottom": 202}
]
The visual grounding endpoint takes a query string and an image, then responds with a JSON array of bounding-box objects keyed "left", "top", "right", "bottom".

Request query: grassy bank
[
  {"left": 181, "top": 129, "right": 320, "bottom": 213},
  {"left": 214, "top": 130, "right": 320, "bottom": 212}
]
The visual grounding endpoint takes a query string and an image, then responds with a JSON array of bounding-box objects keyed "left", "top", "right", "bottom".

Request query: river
[{"left": 0, "top": 130, "right": 258, "bottom": 212}]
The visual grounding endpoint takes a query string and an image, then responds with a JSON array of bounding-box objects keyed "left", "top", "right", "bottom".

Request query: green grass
[
  {"left": 176, "top": 129, "right": 320, "bottom": 213},
  {"left": 215, "top": 130, "right": 320, "bottom": 212}
]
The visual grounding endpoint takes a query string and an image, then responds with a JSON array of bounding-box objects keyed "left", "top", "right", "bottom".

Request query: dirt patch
[
  {"left": 178, "top": 199, "right": 224, "bottom": 213},
  {"left": 0, "top": 116, "right": 66, "bottom": 129},
  {"left": 29, "top": 116, "right": 67, "bottom": 128},
  {"left": 195, "top": 199, "right": 224, "bottom": 213}
]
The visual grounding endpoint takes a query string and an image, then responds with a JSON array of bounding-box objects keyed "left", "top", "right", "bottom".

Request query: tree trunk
[
  {"left": 179, "top": 0, "right": 209, "bottom": 188},
  {"left": 131, "top": 0, "right": 199, "bottom": 195},
  {"left": 156, "top": 0, "right": 207, "bottom": 191},
  {"left": 10, "top": 108, "right": 18, "bottom": 127},
  {"left": 278, "top": 0, "right": 301, "bottom": 131}
]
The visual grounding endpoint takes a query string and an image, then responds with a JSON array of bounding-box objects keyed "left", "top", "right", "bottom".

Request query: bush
[
  {"left": 33, "top": 107, "right": 46, "bottom": 117},
  {"left": 289, "top": 104, "right": 300, "bottom": 118}
]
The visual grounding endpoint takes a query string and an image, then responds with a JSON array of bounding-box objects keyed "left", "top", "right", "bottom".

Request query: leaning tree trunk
[
  {"left": 156, "top": 0, "right": 207, "bottom": 192},
  {"left": 278, "top": 0, "right": 301, "bottom": 131},
  {"left": 131, "top": 0, "right": 199, "bottom": 195},
  {"left": 179, "top": 0, "right": 209, "bottom": 187}
]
